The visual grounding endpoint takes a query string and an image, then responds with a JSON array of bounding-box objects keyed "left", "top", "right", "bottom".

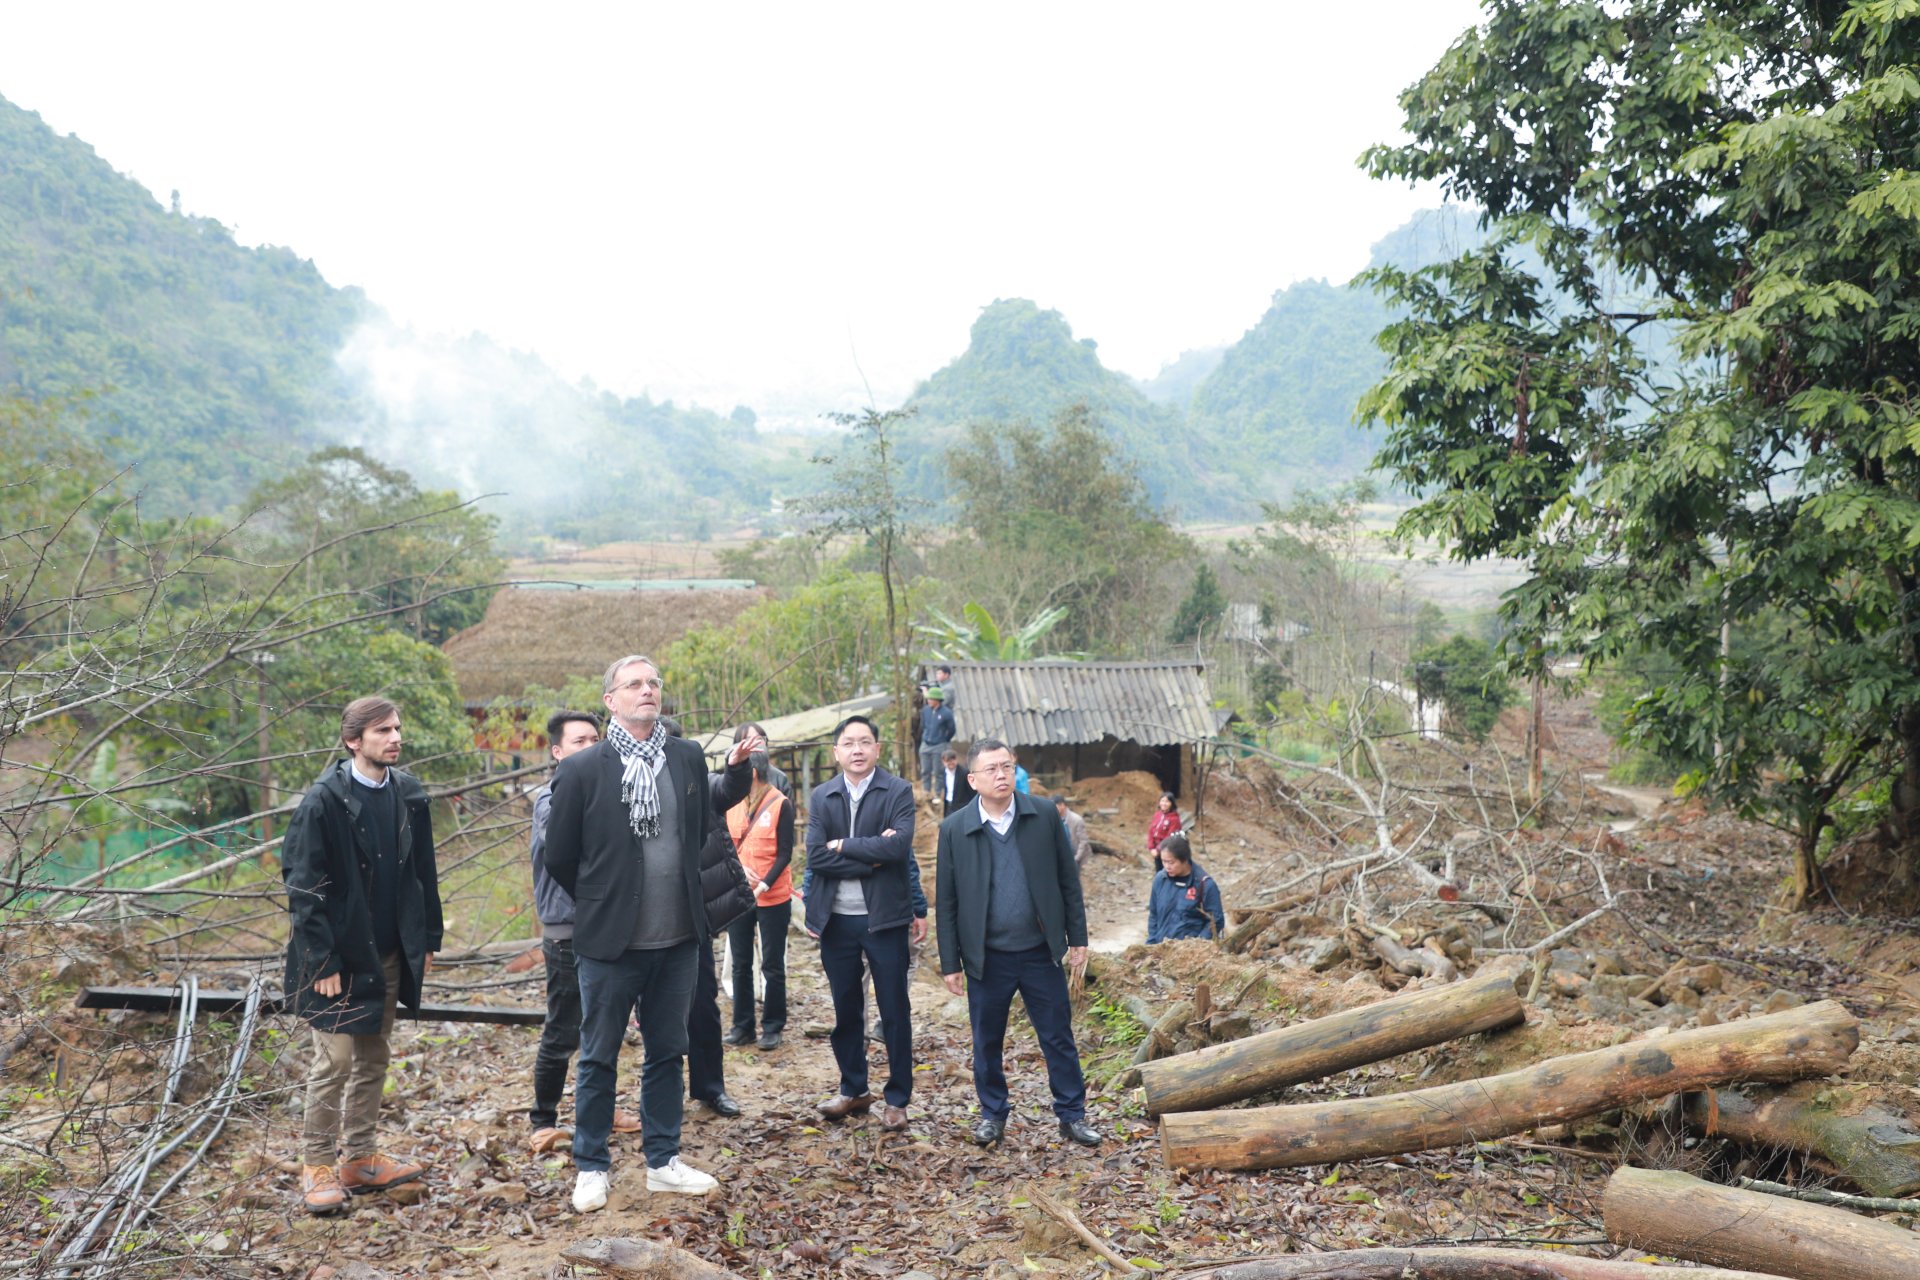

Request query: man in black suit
[
  {"left": 938, "top": 747, "right": 976, "bottom": 816},
  {"left": 804, "top": 714, "right": 918, "bottom": 1132},
  {"left": 936, "top": 737, "right": 1100, "bottom": 1148},
  {"left": 543, "top": 655, "right": 719, "bottom": 1212}
]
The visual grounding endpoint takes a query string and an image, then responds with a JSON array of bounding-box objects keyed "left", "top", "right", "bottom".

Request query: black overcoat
[
  {"left": 543, "top": 735, "right": 714, "bottom": 962},
  {"left": 282, "top": 761, "right": 444, "bottom": 1034},
  {"left": 935, "top": 791, "right": 1088, "bottom": 982}
]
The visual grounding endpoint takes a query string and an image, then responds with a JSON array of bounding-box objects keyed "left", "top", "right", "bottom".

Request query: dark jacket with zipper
[
  {"left": 699, "top": 757, "right": 756, "bottom": 936},
  {"left": 543, "top": 734, "right": 714, "bottom": 963},
  {"left": 936, "top": 791, "right": 1087, "bottom": 982},
  {"left": 802, "top": 767, "right": 918, "bottom": 936},
  {"left": 282, "top": 760, "right": 443, "bottom": 1034},
  {"left": 1147, "top": 859, "right": 1226, "bottom": 943}
]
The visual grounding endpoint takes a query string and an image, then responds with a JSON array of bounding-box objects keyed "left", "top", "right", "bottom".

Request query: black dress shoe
[
  {"left": 757, "top": 1029, "right": 783, "bottom": 1051},
  {"left": 722, "top": 1026, "right": 753, "bottom": 1046},
  {"left": 1059, "top": 1118, "right": 1101, "bottom": 1147},
  {"left": 972, "top": 1117, "right": 1006, "bottom": 1146},
  {"left": 701, "top": 1092, "right": 743, "bottom": 1118}
]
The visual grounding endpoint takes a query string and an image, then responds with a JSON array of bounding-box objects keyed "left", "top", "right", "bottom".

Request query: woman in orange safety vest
[{"left": 722, "top": 755, "right": 794, "bottom": 1051}]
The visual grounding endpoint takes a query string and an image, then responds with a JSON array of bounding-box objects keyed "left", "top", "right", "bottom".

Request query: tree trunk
[
  {"left": 1177, "top": 1248, "right": 1789, "bottom": 1280},
  {"left": 1220, "top": 861, "right": 1364, "bottom": 952},
  {"left": 561, "top": 1237, "right": 747, "bottom": 1280},
  {"left": 1603, "top": 1165, "right": 1920, "bottom": 1280},
  {"left": 1139, "top": 965, "right": 1524, "bottom": 1117},
  {"left": 1159, "top": 1000, "right": 1857, "bottom": 1173},
  {"left": 1370, "top": 932, "right": 1458, "bottom": 982},
  {"left": 1682, "top": 1084, "right": 1920, "bottom": 1200}
]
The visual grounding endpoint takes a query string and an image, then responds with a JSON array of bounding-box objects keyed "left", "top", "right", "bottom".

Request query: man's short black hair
[
  {"left": 833, "top": 714, "right": 879, "bottom": 743},
  {"left": 546, "top": 709, "right": 601, "bottom": 742},
  {"left": 660, "top": 716, "right": 684, "bottom": 738},
  {"left": 966, "top": 737, "right": 1011, "bottom": 771},
  {"left": 935, "top": 665, "right": 952, "bottom": 677},
  {"left": 1052, "top": 794, "right": 1068, "bottom": 808}
]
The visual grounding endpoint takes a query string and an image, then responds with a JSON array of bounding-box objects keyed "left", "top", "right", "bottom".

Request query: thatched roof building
[{"left": 443, "top": 581, "right": 769, "bottom": 707}]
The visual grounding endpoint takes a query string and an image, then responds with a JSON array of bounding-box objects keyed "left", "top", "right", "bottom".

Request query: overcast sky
[{"left": 1, "top": 2, "right": 1484, "bottom": 424}]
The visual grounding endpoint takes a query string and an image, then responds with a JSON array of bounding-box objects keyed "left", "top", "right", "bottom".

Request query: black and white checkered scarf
[{"left": 605, "top": 718, "right": 667, "bottom": 840}]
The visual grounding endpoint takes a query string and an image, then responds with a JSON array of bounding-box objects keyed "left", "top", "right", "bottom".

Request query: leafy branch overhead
[{"left": 1360, "top": 0, "right": 1920, "bottom": 905}]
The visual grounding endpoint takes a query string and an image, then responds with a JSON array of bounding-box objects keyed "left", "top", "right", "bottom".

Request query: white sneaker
[
  {"left": 571, "top": 1169, "right": 609, "bottom": 1213},
  {"left": 645, "top": 1156, "right": 717, "bottom": 1195}
]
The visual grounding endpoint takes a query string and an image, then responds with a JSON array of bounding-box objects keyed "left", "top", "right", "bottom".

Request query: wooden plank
[{"left": 76, "top": 986, "right": 544, "bottom": 1026}]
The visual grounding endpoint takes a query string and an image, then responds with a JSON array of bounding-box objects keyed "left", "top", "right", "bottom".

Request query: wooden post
[
  {"left": 1158, "top": 1000, "right": 1858, "bottom": 1172},
  {"left": 1603, "top": 1165, "right": 1920, "bottom": 1279},
  {"left": 1139, "top": 965, "right": 1525, "bottom": 1116}
]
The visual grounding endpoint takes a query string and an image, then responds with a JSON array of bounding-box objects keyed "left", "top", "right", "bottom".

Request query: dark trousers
[
  {"left": 574, "top": 941, "right": 696, "bottom": 1172},
  {"left": 530, "top": 937, "right": 581, "bottom": 1130},
  {"left": 687, "top": 935, "right": 725, "bottom": 1103},
  {"left": 966, "top": 943, "right": 1087, "bottom": 1124},
  {"left": 819, "top": 913, "right": 913, "bottom": 1107},
  {"left": 726, "top": 899, "right": 790, "bottom": 1036}
]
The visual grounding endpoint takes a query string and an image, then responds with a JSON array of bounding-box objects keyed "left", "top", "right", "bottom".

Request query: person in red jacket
[
  {"left": 722, "top": 753, "right": 794, "bottom": 1051},
  {"left": 1145, "top": 792, "right": 1182, "bottom": 872}
]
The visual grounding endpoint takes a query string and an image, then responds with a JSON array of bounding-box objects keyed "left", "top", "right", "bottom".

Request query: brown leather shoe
[
  {"left": 611, "top": 1109, "right": 642, "bottom": 1135},
  {"left": 529, "top": 1126, "right": 571, "bottom": 1154},
  {"left": 817, "top": 1093, "right": 874, "bottom": 1121},
  {"left": 880, "top": 1105, "right": 909, "bottom": 1131},
  {"left": 301, "top": 1164, "right": 349, "bottom": 1215},
  {"left": 339, "top": 1151, "right": 426, "bottom": 1195}
]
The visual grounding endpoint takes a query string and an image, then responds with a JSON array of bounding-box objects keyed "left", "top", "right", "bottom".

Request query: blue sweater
[{"left": 1147, "top": 860, "right": 1225, "bottom": 943}]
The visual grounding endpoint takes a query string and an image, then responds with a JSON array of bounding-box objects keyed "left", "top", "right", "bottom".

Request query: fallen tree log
[
  {"left": 1603, "top": 1165, "right": 1920, "bottom": 1280},
  {"left": 1132, "top": 1000, "right": 1196, "bottom": 1066},
  {"left": 1370, "top": 932, "right": 1459, "bottom": 982},
  {"left": 1682, "top": 1084, "right": 1920, "bottom": 1199},
  {"left": 1177, "top": 1247, "right": 1791, "bottom": 1280},
  {"left": 1221, "top": 862, "right": 1364, "bottom": 953},
  {"left": 1139, "top": 964, "right": 1525, "bottom": 1116},
  {"left": 562, "top": 1237, "right": 746, "bottom": 1280},
  {"left": 1160, "top": 999, "right": 1857, "bottom": 1172}
]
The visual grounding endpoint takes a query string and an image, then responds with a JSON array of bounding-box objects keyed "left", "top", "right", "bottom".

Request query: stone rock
[
  {"left": 937, "top": 997, "right": 969, "bottom": 1025},
  {"left": 1761, "top": 990, "right": 1805, "bottom": 1014},
  {"left": 1679, "top": 963, "right": 1725, "bottom": 994},
  {"left": 1590, "top": 951, "right": 1626, "bottom": 977},
  {"left": 1591, "top": 974, "right": 1656, "bottom": 1001},
  {"left": 1301, "top": 936, "right": 1350, "bottom": 972},
  {"left": 1548, "top": 948, "right": 1592, "bottom": 976},
  {"left": 1667, "top": 984, "right": 1703, "bottom": 1010},
  {"left": 1548, "top": 969, "right": 1589, "bottom": 999}
]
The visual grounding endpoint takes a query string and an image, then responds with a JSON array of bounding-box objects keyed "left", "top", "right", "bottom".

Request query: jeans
[
  {"left": 917, "top": 745, "right": 943, "bottom": 793},
  {"left": 574, "top": 942, "right": 696, "bottom": 1171},
  {"left": 725, "top": 899, "right": 790, "bottom": 1036},
  {"left": 302, "top": 951, "right": 400, "bottom": 1165},
  {"left": 529, "top": 938, "right": 581, "bottom": 1131},
  {"left": 819, "top": 913, "right": 913, "bottom": 1107},
  {"left": 966, "top": 943, "right": 1086, "bottom": 1124},
  {"left": 687, "top": 935, "right": 725, "bottom": 1103}
]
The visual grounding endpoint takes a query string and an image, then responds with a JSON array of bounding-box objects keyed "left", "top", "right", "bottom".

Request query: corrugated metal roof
[
  {"left": 695, "top": 692, "right": 891, "bottom": 766},
  {"left": 941, "top": 661, "right": 1217, "bottom": 747}
]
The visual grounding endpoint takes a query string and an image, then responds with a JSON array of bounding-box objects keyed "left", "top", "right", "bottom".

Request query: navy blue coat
[
  {"left": 803, "top": 767, "right": 918, "bottom": 935},
  {"left": 936, "top": 793, "right": 1088, "bottom": 982},
  {"left": 1147, "top": 860, "right": 1226, "bottom": 943}
]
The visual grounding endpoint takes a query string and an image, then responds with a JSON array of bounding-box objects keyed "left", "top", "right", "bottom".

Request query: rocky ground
[{"left": 7, "top": 695, "right": 1920, "bottom": 1278}]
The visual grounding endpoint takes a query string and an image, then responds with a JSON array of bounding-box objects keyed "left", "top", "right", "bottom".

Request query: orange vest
[{"left": 727, "top": 788, "right": 792, "bottom": 906}]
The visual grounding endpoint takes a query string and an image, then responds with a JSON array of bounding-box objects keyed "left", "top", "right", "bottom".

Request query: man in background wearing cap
[{"left": 918, "top": 684, "right": 955, "bottom": 801}]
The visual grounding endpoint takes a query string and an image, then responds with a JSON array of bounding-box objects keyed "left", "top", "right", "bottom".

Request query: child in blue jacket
[{"left": 1146, "top": 833, "right": 1226, "bottom": 943}]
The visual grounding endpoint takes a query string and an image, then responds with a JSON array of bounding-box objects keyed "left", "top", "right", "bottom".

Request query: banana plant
[{"left": 918, "top": 602, "right": 1083, "bottom": 662}]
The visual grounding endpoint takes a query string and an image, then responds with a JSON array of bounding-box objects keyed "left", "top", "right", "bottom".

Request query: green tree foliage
[
  {"left": 240, "top": 447, "right": 505, "bottom": 644},
  {"left": 662, "top": 569, "right": 902, "bottom": 728},
  {"left": 940, "top": 404, "right": 1190, "bottom": 654},
  {"left": 1407, "top": 635, "right": 1515, "bottom": 744},
  {"left": 1359, "top": 0, "right": 1920, "bottom": 905},
  {"left": 919, "top": 602, "right": 1079, "bottom": 662},
  {"left": 1168, "top": 564, "right": 1227, "bottom": 645}
]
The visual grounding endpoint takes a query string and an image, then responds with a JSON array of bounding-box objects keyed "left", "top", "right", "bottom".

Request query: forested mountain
[
  {"left": 3, "top": 88, "right": 1495, "bottom": 532},
  {"left": 0, "top": 94, "right": 797, "bottom": 536},
  {"left": 0, "top": 96, "right": 365, "bottom": 509}
]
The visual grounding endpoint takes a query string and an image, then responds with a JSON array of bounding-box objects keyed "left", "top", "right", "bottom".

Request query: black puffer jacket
[
  {"left": 701, "top": 757, "right": 756, "bottom": 935},
  {"left": 282, "top": 761, "right": 443, "bottom": 1034}
]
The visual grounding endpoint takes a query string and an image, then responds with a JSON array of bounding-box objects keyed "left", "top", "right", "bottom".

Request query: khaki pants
[{"left": 302, "top": 951, "right": 401, "bottom": 1165}]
